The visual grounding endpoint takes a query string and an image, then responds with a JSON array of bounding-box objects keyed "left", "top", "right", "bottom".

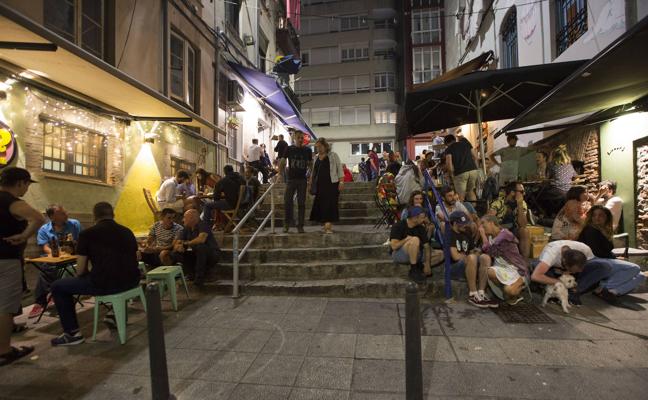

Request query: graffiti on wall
[{"left": 0, "top": 120, "right": 17, "bottom": 168}]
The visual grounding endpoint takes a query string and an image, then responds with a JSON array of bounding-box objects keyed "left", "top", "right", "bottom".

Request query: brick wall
[{"left": 636, "top": 144, "right": 648, "bottom": 249}]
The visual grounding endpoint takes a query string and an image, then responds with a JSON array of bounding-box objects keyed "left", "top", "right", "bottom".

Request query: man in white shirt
[
  {"left": 593, "top": 180, "right": 623, "bottom": 232},
  {"left": 246, "top": 139, "right": 268, "bottom": 183},
  {"left": 157, "top": 170, "right": 190, "bottom": 212},
  {"left": 531, "top": 240, "right": 611, "bottom": 304}
]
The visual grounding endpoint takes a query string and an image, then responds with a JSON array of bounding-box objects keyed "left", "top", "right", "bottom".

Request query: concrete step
[
  {"left": 213, "top": 260, "right": 406, "bottom": 281},
  {"left": 220, "top": 244, "right": 388, "bottom": 263},
  {"left": 265, "top": 193, "right": 375, "bottom": 202},
  {"left": 258, "top": 200, "right": 377, "bottom": 210},
  {"left": 261, "top": 186, "right": 372, "bottom": 195},
  {"left": 201, "top": 277, "right": 468, "bottom": 299},
  {"left": 256, "top": 216, "right": 379, "bottom": 226},
  {"left": 259, "top": 208, "right": 381, "bottom": 218},
  {"left": 262, "top": 182, "right": 376, "bottom": 190},
  {"left": 218, "top": 230, "right": 388, "bottom": 248}
]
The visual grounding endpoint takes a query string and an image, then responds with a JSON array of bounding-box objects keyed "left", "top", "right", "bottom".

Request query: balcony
[{"left": 276, "top": 18, "right": 300, "bottom": 57}]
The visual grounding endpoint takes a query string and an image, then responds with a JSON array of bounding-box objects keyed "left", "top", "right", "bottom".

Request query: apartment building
[{"left": 296, "top": 0, "right": 399, "bottom": 166}]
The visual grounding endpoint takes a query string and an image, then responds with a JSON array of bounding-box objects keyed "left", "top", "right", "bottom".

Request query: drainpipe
[{"left": 162, "top": 0, "right": 168, "bottom": 94}]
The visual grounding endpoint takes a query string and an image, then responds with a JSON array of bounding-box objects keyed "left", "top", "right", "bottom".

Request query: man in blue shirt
[{"left": 29, "top": 205, "right": 82, "bottom": 319}]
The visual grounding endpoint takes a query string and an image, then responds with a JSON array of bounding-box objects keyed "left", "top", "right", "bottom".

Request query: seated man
[
  {"left": 447, "top": 211, "right": 497, "bottom": 308},
  {"left": 487, "top": 181, "right": 531, "bottom": 258},
  {"left": 592, "top": 180, "right": 623, "bottom": 232},
  {"left": 201, "top": 165, "right": 244, "bottom": 226},
  {"left": 157, "top": 170, "right": 191, "bottom": 213},
  {"left": 50, "top": 202, "right": 141, "bottom": 346},
  {"left": 389, "top": 206, "right": 431, "bottom": 284},
  {"left": 139, "top": 208, "right": 183, "bottom": 268},
  {"left": 171, "top": 209, "right": 220, "bottom": 287},
  {"left": 30, "top": 204, "right": 82, "bottom": 319},
  {"left": 243, "top": 166, "right": 261, "bottom": 206},
  {"left": 531, "top": 240, "right": 611, "bottom": 304},
  {"left": 435, "top": 186, "right": 470, "bottom": 223}
]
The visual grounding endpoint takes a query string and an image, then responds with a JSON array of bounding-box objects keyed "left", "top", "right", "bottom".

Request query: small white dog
[{"left": 541, "top": 274, "right": 577, "bottom": 313}]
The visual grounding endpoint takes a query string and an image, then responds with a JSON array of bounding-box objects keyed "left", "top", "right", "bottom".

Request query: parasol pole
[{"left": 474, "top": 91, "right": 487, "bottom": 175}]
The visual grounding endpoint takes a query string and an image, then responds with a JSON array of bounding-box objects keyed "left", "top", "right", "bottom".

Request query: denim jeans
[
  {"left": 51, "top": 275, "right": 135, "bottom": 334},
  {"left": 595, "top": 258, "right": 645, "bottom": 295},
  {"left": 201, "top": 199, "right": 231, "bottom": 224},
  {"left": 284, "top": 179, "right": 307, "bottom": 228}
]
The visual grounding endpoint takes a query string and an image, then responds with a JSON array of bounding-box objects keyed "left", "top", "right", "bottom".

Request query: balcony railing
[{"left": 556, "top": 3, "right": 588, "bottom": 55}]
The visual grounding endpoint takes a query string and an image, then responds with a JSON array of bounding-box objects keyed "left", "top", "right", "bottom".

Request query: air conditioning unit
[{"left": 227, "top": 80, "right": 246, "bottom": 111}]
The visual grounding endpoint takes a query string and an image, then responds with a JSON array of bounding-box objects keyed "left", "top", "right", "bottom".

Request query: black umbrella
[{"left": 405, "top": 60, "right": 585, "bottom": 171}]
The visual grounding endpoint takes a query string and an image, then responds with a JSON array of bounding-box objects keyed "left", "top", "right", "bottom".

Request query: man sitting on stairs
[{"left": 389, "top": 206, "right": 432, "bottom": 284}]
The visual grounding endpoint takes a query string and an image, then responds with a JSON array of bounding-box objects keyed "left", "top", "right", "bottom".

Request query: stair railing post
[
  {"left": 405, "top": 282, "right": 423, "bottom": 400},
  {"left": 146, "top": 282, "right": 175, "bottom": 400},
  {"left": 232, "top": 233, "right": 239, "bottom": 298},
  {"left": 270, "top": 183, "right": 276, "bottom": 234}
]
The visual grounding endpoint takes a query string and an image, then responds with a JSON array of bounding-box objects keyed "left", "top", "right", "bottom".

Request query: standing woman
[{"left": 310, "top": 138, "right": 344, "bottom": 234}]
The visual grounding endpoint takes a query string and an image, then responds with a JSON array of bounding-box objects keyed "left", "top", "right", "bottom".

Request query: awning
[
  {"left": 413, "top": 51, "right": 494, "bottom": 90},
  {"left": 405, "top": 60, "right": 586, "bottom": 135},
  {"left": 0, "top": 4, "right": 216, "bottom": 131},
  {"left": 499, "top": 14, "right": 648, "bottom": 135},
  {"left": 228, "top": 61, "right": 315, "bottom": 138}
]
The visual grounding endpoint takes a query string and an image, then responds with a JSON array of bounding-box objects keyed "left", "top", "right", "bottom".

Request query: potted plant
[{"left": 227, "top": 116, "right": 240, "bottom": 128}]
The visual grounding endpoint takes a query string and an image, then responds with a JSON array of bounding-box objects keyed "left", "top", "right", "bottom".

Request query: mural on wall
[{"left": 0, "top": 120, "right": 17, "bottom": 168}]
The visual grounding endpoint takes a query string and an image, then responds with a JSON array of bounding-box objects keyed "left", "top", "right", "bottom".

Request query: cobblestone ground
[{"left": 2, "top": 291, "right": 648, "bottom": 399}]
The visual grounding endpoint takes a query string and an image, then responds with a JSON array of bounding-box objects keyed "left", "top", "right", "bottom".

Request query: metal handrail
[{"left": 231, "top": 181, "right": 277, "bottom": 298}]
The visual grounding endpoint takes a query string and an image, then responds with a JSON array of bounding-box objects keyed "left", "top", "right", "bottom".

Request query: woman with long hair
[
  {"left": 310, "top": 138, "right": 344, "bottom": 234},
  {"left": 540, "top": 144, "right": 577, "bottom": 216},
  {"left": 578, "top": 205, "right": 615, "bottom": 258}
]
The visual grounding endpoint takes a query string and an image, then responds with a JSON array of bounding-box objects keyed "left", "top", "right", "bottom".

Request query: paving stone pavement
[{"left": 2, "top": 292, "right": 648, "bottom": 399}]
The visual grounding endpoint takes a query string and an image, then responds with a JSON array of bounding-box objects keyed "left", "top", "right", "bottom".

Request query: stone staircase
[{"left": 203, "top": 181, "right": 448, "bottom": 298}]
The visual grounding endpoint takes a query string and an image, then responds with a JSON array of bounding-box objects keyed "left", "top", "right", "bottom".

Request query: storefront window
[
  {"left": 44, "top": 0, "right": 104, "bottom": 59},
  {"left": 170, "top": 156, "right": 196, "bottom": 176},
  {"left": 41, "top": 117, "right": 106, "bottom": 181}
]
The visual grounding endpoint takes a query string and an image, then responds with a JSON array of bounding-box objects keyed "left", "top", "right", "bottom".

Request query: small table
[{"left": 25, "top": 255, "right": 80, "bottom": 322}]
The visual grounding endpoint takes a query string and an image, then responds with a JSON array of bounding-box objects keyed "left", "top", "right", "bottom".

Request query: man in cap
[
  {"left": 448, "top": 211, "right": 497, "bottom": 308},
  {"left": 389, "top": 206, "right": 431, "bottom": 284},
  {"left": 0, "top": 168, "right": 45, "bottom": 364}
]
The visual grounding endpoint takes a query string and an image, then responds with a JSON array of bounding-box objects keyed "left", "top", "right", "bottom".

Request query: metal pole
[
  {"left": 475, "top": 91, "right": 487, "bottom": 175},
  {"left": 232, "top": 234, "right": 239, "bottom": 298},
  {"left": 270, "top": 184, "right": 276, "bottom": 234},
  {"left": 146, "top": 283, "right": 174, "bottom": 400},
  {"left": 405, "top": 282, "right": 424, "bottom": 400}
]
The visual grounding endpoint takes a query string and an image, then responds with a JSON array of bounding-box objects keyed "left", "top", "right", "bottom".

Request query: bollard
[
  {"left": 405, "top": 282, "right": 423, "bottom": 400},
  {"left": 146, "top": 283, "right": 174, "bottom": 400}
]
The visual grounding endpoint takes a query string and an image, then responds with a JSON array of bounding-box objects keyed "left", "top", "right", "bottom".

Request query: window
[
  {"left": 341, "top": 44, "right": 369, "bottom": 62},
  {"left": 310, "top": 46, "right": 339, "bottom": 65},
  {"left": 501, "top": 8, "right": 518, "bottom": 68},
  {"left": 411, "top": 0, "right": 442, "bottom": 7},
  {"left": 44, "top": 0, "right": 104, "bottom": 59},
  {"left": 351, "top": 142, "right": 393, "bottom": 155},
  {"left": 340, "top": 106, "right": 370, "bottom": 125},
  {"left": 374, "top": 72, "right": 395, "bottom": 92},
  {"left": 412, "top": 46, "right": 442, "bottom": 84},
  {"left": 170, "top": 156, "right": 196, "bottom": 176},
  {"left": 340, "top": 15, "right": 368, "bottom": 31},
  {"left": 374, "top": 106, "right": 397, "bottom": 124},
  {"left": 300, "top": 50, "right": 310, "bottom": 66},
  {"left": 311, "top": 107, "right": 340, "bottom": 127},
  {"left": 297, "top": 78, "right": 339, "bottom": 96},
  {"left": 340, "top": 75, "right": 370, "bottom": 94},
  {"left": 411, "top": 9, "right": 441, "bottom": 44},
  {"left": 170, "top": 31, "right": 197, "bottom": 108},
  {"left": 375, "top": 19, "right": 396, "bottom": 29},
  {"left": 225, "top": 0, "right": 241, "bottom": 32},
  {"left": 227, "top": 125, "right": 238, "bottom": 159},
  {"left": 556, "top": 0, "right": 587, "bottom": 55},
  {"left": 41, "top": 117, "right": 106, "bottom": 181}
]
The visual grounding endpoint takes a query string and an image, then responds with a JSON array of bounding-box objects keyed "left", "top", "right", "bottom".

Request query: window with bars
[
  {"left": 501, "top": 8, "right": 518, "bottom": 68},
  {"left": 170, "top": 156, "right": 196, "bottom": 176},
  {"left": 41, "top": 117, "right": 106, "bottom": 181},
  {"left": 411, "top": 9, "right": 441, "bottom": 44},
  {"left": 44, "top": 0, "right": 105, "bottom": 59},
  {"left": 374, "top": 72, "right": 395, "bottom": 92},
  {"left": 412, "top": 46, "right": 442, "bottom": 84},
  {"left": 555, "top": 0, "right": 587, "bottom": 56},
  {"left": 341, "top": 46, "right": 369, "bottom": 62},
  {"left": 340, "top": 15, "right": 368, "bottom": 31},
  {"left": 170, "top": 31, "right": 197, "bottom": 109}
]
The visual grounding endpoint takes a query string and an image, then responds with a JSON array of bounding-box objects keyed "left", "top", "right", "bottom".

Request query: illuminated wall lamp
[{"left": 144, "top": 132, "right": 158, "bottom": 144}]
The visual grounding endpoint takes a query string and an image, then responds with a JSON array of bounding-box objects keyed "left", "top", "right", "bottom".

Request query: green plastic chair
[
  {"left": 92, "top": 286, "right": 147, "bottom": 345},
  {"left": 138, "top": 261, "right": 147, "bottom": 276},
  {"left": 145, "top": 265, "right": 189, "bottom": 311}
]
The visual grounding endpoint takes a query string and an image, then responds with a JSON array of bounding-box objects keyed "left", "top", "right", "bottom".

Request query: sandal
[{"left": 0, "top": 345, "right": 35, "bottom": 367}]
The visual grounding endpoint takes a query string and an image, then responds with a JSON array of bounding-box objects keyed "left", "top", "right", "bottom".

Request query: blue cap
[
  {"left": 407, "top": 206, "right": 425, "bottom": 218},
  {"left": 449, "top": 211, "right": 470, "bottom": 225}
]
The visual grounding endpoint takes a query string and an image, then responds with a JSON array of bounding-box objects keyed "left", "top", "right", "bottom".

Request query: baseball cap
[
  {"left": 407, "top": 206, "right": 425, "bottom": 218},
  {"left": 0, "top": 167, "right": 37, "bottom": 185},
  {"left": 449, "top": 211, "right": 470, "bottom": 225}
]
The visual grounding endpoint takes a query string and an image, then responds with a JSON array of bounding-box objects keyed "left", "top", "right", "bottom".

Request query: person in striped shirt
[{"left": 139, "top": 208, "right": 183, "bottom": 268}]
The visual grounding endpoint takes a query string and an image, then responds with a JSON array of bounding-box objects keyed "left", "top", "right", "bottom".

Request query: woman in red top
[{"left": 342, "top": 164, "right": 354, "bottom": 182}]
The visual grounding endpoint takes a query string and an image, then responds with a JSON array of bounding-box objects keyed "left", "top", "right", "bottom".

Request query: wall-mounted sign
[{"left": 0, "top": 120, "right": 17, "bottom": 168}]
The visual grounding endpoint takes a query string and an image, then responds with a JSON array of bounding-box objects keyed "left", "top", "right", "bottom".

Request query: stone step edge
[
  {"left": 217, "top": 259, "right": 398, "bottom": 267},
  {"left": 220, "top": 244, "right": 389, "bottom": 253}
]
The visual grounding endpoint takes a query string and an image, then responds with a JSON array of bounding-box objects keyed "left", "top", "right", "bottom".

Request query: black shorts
[{"left": 140, "top": 251, "right": 163, "bottom": 267}]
